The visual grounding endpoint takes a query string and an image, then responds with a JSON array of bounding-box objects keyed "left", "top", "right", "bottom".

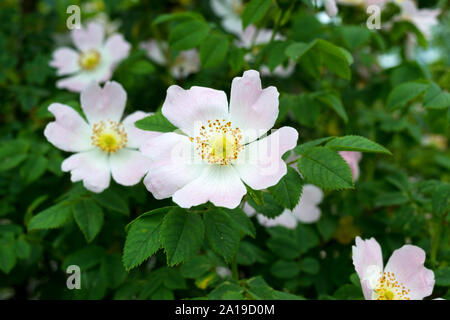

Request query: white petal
[{"left": 109, "top": 149, "right": 150, "bottom": 186}]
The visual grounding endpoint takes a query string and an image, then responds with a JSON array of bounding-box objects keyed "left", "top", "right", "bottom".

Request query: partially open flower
[
  {"left": 352, "top": 237, "right": 435, "bottom": 300},
  {"left": 394, "top": 0, "right": 441, "bottom": 39},
  {"left": 141, "top": 70, "right": 298, "bottom": 209},
  {"left": 44, "top": 81, "right": 159, "bottom": 193},
  {"left": 50, "top": 22, "right": 130, "bottom": 92}
]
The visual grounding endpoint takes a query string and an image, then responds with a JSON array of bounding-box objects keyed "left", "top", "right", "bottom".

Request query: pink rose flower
[
  {"left": 50, "top": 22, "right": 130, "bottom": 92},
  {"left": 141, "top": 70, "right": 298, "bottom": 209},
  {"left": 339, "top": 151, "right": 362, "bottom": 182},
  {"left": 394, "top": 0, "right": 441, "bottom": 39},
  {"left": 44, "top": 81, "right": 159, "bottom": 193},
  {"left": 352, "top": 237, "right": 435, "bottom": 300}
]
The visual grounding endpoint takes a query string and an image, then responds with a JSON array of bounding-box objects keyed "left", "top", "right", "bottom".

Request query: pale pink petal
[
  {"left": 172, "top": 165, "right": 247, "bottom": 209},
  {"left": 122, "top": 111, "right": 161, "bottom": 149},
  {"left": 352, "top": 237, "right": 384, "bottom": 300},
  {"left": 50, "top": 47, "right": 80, "bottom": 76},
  {"left": 104, "top": 34, "right": 130, "bottom": 64},
  {"left": 233, "top": 126, "right": 298, "bottom": 190},
  {"left": 140, "top": 40, "right": 167, "bottom": 65},
  {"left": 292, "top": 203, "right": 321, "bottom": 223},
  {"left": 243, "top": 202, "right": 256, "bottom": 217},
  {"left": 229, "top": 70, "right": 279, "bottom": 143},
  {"left": 80, "top": 81, "right": 126, "bottom": 124},
  {"left": 301, "top": 185, "right": 324, "bottom": 205},
  {"left": 44, "top": 103, "right": 92, "bottom": 152},
  {"left": 161, "top": 85, "right": 229, "bottom": 136},
  {"left": 61, "top": 149, "right": 110, "bottom": 193},
  {"left": 257, "top": 211, "right": 297, "bottom": 229},
  {"left": 384, "top": 245, "right": 435, "bottom": 300},
  {"left": 324, "top": 0, "right": 338, "bottom": 17},
  {"left": 141, "top": 133, "right": 202, "bottom": 199},
  {"left": 109, "top": 149, "right": 150, "bottom": 186},
  {"left": 339, "top": 151, "right": 362, "bottom": 182},
  {"left": 72, "top": 22, "right": 104, "bottom": 52}
]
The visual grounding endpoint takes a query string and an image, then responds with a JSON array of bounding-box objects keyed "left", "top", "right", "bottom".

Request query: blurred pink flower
[
  {"left": 324, "top": 0, "right": 338, "bottom": 17},
  {"left": 140, "top": 40, "right": 200, "bottom": 79},
  {"left": 141, "top": 70, "right": 298, "bottom": 209},
  {"left": 352, "top": 237, "right": 435, "bottom": 300},
  {"left": 44, "top": 81, "right": 159, "bottom": 193},
  {"left": 339, "top": 151, "right": 362, "bottom": 182},
  {"left": 50, "top": 22, "right": 130, "bottom": 92},
  {"left": 394, "top": 0, "right": 440, "bottom": 39}
]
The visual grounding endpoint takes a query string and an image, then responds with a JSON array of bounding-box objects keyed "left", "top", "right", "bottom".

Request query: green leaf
[
  {"left": 294, "top": 136, "right": 335, "bottom": 154},
  {"left": 223, "top": 208, "right": 256, "bottom": 238},
  {"left": 245, "top": 185, "right": 264, "bottom": 206},
  {"left": 423, "top": 82, "right": 450, "bottom": 110},
  {"left": 73, "top": 199, "right": 104, "bottom": 242},
  {"left": 62, "top": 245, "right": 105, "bottom": 271},
  {"left": 28, "top": 201, "right": 73, "bottom": 230},
  {"left": 203, "top": 209, "right": 241, "bottom": 263},
  {"left": 247, "top": 192, "right": 284, "bottom": 218},
  {"left": 199, "top": 33, "right": 229, "bottom": 68},
  {"left": 101, "top": 254, "right": 127, "bottom": 289},
  {"left": 93, "top": 189, "right": 129, "bottom": 216},
  {"left": 432, "top": 184, "right": 450, "bottom": 217},
  {"left": 435, "top": 267, "right": 450, "bottom": 286},
  {"left": 242, "top": 0, "right": 272, "bottom": 29},
  {"left": 315, "top": 93, "right": 348, "bottom": 123},
  {"left": 134, "top": 112, "right": 177, "bottom": 133},
  {"left": 123, "top": 212, "right": 165, "bottom": 271},
  {"left": 316, "top": 39, "right": 353, "bottom": 80},
  {"left": 19, "top": 155, "right": 48, "bottom": 184},
  {"left": 181, "top": 255, "right": 214, "bottom": 279},
  {"left": 333, "top": 284, "right": 364, "bottom": 300},
  {"left": 0, "top": 236, "right": 16, "bottom": 274},
  {"left": 14, "top": 236, "right": 31, "bottom": 259},
  {"left": 285, "top": 41, "right": 315, "bottom": 61},
  {"left": 160, "top": 208, "right": 205, "bottom": 266},
  {"left": 269, "top": 167, "right": 304, "bottom": 210},
  {"left": 271, "top": 260, "right": 300, "bottom": 279},
  {"left": 386, "top": 81, "right": 429, "bottom": 110},
  {"left": 169, "top": 20, "right": 210, "bottom": 51},
  {"left": 297, "top": 147, "right": 354, "bottom": 190},
  {"left": 152, "top": 12, "right": 203, "bottom": 25},
  {"left": 300, "top": 257, "right": 320, "bottom": 274},
  {"left": 0, "top": 140, "right": 29, "bottom": 172},
  {"left": 246, "top": 276, "right": 276, "bottom": 299},
  {"left": 325, "top": 135, "right": 391, "bottom": 154},
  {"left": 338, "top": 25, "right": 371, "bottom": 50}
]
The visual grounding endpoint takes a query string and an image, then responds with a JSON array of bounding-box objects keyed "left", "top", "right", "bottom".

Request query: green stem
[{"left": 430, "top": 219, "right": 443, "bottom": 266}]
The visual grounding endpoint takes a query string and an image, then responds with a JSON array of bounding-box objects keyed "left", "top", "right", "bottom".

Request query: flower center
[
  {"left": 79, "top": 49, "right": 101, "bottom": 70},
  {"left": 373, "top": 271, "right": 411, "bottom": 300},
  {"left": 192, "top": 119, "right": 243, "bottom": 165},
  {"left": 231, "top": 0, "right": 244, "bottom": 15},
  {"left": 91, "top": 120, "right": 127, "bottom": 153}
]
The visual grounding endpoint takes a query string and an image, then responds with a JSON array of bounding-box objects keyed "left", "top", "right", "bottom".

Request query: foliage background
[{"left": 0, "top": 0, "right": 449, "bottom": 300}]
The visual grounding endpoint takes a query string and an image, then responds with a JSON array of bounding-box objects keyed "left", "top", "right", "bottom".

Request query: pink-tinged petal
[
  {"left": 104, "top": 34, "right": 130, "bottom": 64},
  {"left": 229, "top": 70, "right": 279, "bottom": 143},
  {"left": 339, "top": 151, "right": 362, "bottom": 182},
  {"left": 44, "top": 103, "right": 92, "bottom": 152},
  {"left": 122, "top": 111, "right": 161, "bottom": 149},
  {"left": 140, "top": 40, "right": 167, "bottom": 65},
  {"left": 61, "top": 149, "right": 110, "bottom": 193},
  {"left": 50, "top": 47, "right": 80, "bottom": 76},
  {"left": 352, "top": 237, "right": 384, "bottom": 300},
  {"left": 80, "top": 81, "right": 126, "bottom": 124},
  {"left": 233, "top": 126, "right": 298, "bottom": 190},
  {"left": 170, "top": 49, "right": 200, "bottom": 79},
  {"left": 161, "top": 85, "right": 229, "bottom": 136},
  {"left": 172, "top": 165, "right": 247, "bottom": 209},
  {"left": 243, "top": 202, "right": 256, "bottom": 217},
  {"left": 142, "top": 133, "right": 202, "bottom": 199},
  {"left": 257, "top": 211, "right": 298, "bottom": 229},
  {"left": 301, "top": 184, "right": 324, "bottom": 205},
  {"left": 384, "top": 245, "right": 435, "bottom": 300},
  {"left": 72, "top": 22, "right": 105, "bottom": 52},
  {"left": 109, "top": 149, "right": 150, "bottom": 186},
  {"left": 292, "top": 203, "right": 321, "bottom": 224},
  {"left": 324, "top": 0, "right": 338, "bottom": 17}
]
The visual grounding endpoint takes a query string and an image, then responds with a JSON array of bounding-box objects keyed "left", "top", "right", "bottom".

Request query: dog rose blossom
[
  {"left": 44, "top": 81, "right": 159, "bottom": 193},
  {"left": 394, "top": 0, "right": 440, "bottom": 39},
  {"left": 50, "top": 22, "right": 130, "bottom": 92},
  {"left": 352, "top": 237, "right": 435, "bottom": 300},
  {"left": 141, "top": 70, "right": 298, "bottom": 209}
]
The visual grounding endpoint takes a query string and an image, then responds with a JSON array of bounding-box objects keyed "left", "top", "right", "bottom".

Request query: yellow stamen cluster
[
  {"left": 374, "top": 271, "right": 411, "bottom": 300},
  {"left": 78, "top": 49, "right": 101, "bottom": 70},
  {"left": 192, "top": 119, "right": 243, "bottom": 165},
  {"left": 231, "top": 1, "right": 244, "bottom": 15},
  {"left": 91, "top": 120, "right": 127, "bottom": 153}
]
